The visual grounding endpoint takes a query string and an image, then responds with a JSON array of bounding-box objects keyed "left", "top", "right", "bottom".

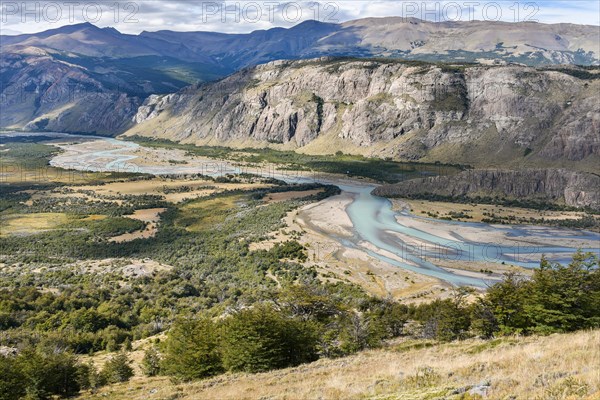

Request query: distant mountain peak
[
  {"left": 2, "top": 18, "right": 599, "bottom": 138},
  {"left": 102, "top": 26, "right": 121, "bottom": 35},
  {"left": 53, "top": 21, "right": 99, "bottom": 33},
  {"left": 2, "top": 17, "right": 598, "bottom": 68},
  {"left": 35, "top": 21, "right": 106, "bottom": 38},
  {"left": 288, "top": 19, "right": 339, "bottom": 32},
  {"left": 293, "top": 19, "right": 334, "bottom": 27}
]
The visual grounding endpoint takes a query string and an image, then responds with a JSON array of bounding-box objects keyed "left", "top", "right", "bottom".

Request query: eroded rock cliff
[
  {"left": 372, "top": 169, "right": 600, "bottom": 210},
  {"left": 127, "top": 58, "right": 600, "bottom": 171}
]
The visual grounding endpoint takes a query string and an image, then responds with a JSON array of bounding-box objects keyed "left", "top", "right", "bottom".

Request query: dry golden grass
[
  {"left": 0, "top": 212, "right": 71, "bottom": 236},
  {"left": 263, "top": 189, "right": 324, "bottom": 203},
  {"left": 80, "top": 330, "right": 600, "bottom": 400},
  {"left": 0, "top": 157, "right": 121, "bottom": 185},
  {"left": 109, "top": 208, "right": 166, "bottom": 243},
  {"left": 399, "top": 199, "right": 590, "bottom": 224},
  {"left": 178, "top": 195, "right": 241, "bottom": 232},
  {"left": 69, "top": 179, "right": 270, "bottom": 203}
]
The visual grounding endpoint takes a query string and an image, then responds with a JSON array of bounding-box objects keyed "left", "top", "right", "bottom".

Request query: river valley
[{"left": 4, "top": 131, "right": 599, "bottom": 290}]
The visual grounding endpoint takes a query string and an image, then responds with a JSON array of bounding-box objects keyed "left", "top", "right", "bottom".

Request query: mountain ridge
[
  {"left": 2, "top": 18, "right": 599, "bottom": 142},
  {"left": 126, "top": 58, "right": 600, "bottom": 174},
  {"left": 2, "top": 18, "right": 598, "bottom": 67}
]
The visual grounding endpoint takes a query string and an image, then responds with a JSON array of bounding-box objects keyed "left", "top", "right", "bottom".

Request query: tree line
[{"left": 149, "top": 251, "right": 600, "bottom": 380}]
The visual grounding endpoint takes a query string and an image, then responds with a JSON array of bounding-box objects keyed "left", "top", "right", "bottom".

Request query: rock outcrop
[
  {"left": 372, "top": 169, "right": 600, "bottom": 210},
  {"left": 127, "top": 58, "right": 600, "bottom": 171}
]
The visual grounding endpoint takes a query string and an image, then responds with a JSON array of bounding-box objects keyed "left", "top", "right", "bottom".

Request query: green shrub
[
  {"left": 100, "top": 353, "right": 134, "bottom": 384},
  {"left": 524, "top": 252, "right": 600, "bottom": 333},
  {"left": 0, "top": 355, "right": 25, "bottom": 400},
  {"left": 271, "top": 241, "right": 307, "bottom": 262},
  {"left": 141, "top": 347, "right": 162, "bottom": 377},
  {"left": 479, "top": 251, "right": 600, "bottom": 335},
  {"left": 220, "top": 305, "right": 318, "bottom": 373},
  {"left": 480, "top": 272, "right": 530, "bottom": 335},
  {"left": 15, "top": 347, "right": 81, "bottom": 400},
  {"left": 338, "top": 312, "right": 387, "bottom": 354},
  {"left": 74, "top": 361, "right": 103, "bottom": 392},
  {"left": 361, "top": 298, "right": 409, "bottom": 338},
  {"left": 161, "top": 317, "right": 223, "bottom": 381},
  {"left": 413, "top": 296, "right": 472, "bottom": 341}
]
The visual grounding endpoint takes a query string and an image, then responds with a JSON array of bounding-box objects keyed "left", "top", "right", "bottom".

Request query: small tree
[
  {"left": 220, "top": 305, "right": 318, "bottom": 373},
  {"left": 0, "top": 355, "right": 25, "bottom": 400},
  {"left": 122, "top": 338, "right": 133, "bottom": 352},
  {"left": 414, "top": 290, "right": 472, "bottom": 342},
  {"left": 141, "top": 347, "right": 161, "bottom": 377},
  {"left": 485, "top": 271, "right": 530, "bottom": 334},
  {"left": 161, "top": 317, "right": 223, "bottom": 381},
  {"left": 524, "top": 252, "right": 599, "bottom": 333},
  {"left": 362, "top": 298, "right": 409, "bottom": 338},
  {"left": 470, "top": 299, "right": 499, "bottom": 339},
  {"left": 278, "top": 284, "right": 343, "bottom": 322},
  {"left": 100, "top": 353, "right": 134, "bottom": 384},
  {"left": 16, "top": 347, "right": 82, "bottom": 399},
  {"left": 339, "top": 313, "right": 384, "bottom": 354},
  {"left": 75, "top": 361, "right": 105, "bottom": 392}
]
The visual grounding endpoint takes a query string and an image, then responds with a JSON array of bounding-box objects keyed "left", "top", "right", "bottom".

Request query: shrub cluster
[
  {"left": 1, "top": 252, "right": 598, "bottom": 397},
  {"left": 155, "top": 252, "right": 600, "bottom": 383},
  {"left": 158, "top": 285, "right": 408, "bottom": 381},
  {"left": 409, "top": 251, "right": 600, "bottom": 340},
  {"left": 0, "top": 348, "right": 133, "bottom": 400}
]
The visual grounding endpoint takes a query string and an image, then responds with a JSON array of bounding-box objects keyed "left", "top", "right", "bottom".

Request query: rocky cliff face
[
  {"left": 372, "top": 169, "right": 600, "bottom": 210},
  {"left": 128, "top": 58, "right": 600, "bottom": 171}
]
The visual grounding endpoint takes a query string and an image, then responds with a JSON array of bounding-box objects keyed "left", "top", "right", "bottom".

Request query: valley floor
[
  {"left": 80, "top": 329, "right": 600, "bottom": 400},
  {"left": 45, "top": 136, "right": 600, "bottom": 297}
]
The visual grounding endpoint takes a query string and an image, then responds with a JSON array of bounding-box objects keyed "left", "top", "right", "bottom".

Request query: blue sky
[{"left": 1, "top": 0, "right": 599, "bottom": 35}]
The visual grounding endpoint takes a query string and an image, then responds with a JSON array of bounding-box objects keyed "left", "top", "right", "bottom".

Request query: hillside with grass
[{"left": 81, "top": 329, "right": 600, "bottom": 400}]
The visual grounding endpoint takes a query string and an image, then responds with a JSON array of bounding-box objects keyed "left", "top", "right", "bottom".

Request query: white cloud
[{"left": 1, "top": 0, "right": 598, "bottom": 35}]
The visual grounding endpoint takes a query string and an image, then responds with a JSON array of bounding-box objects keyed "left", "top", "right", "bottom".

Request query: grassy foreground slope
[{"left": 82, "top": 330, "right": 599, "bottom": 400}]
